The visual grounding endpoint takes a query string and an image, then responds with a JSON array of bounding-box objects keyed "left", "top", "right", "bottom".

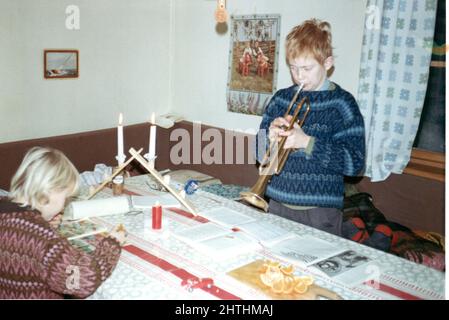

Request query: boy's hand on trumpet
[
  {"left": 269, "top": 115, "right": 310, "bottom": 149},
  {"left": 269, "top": 117, "right": 288, "bottom": 142}
]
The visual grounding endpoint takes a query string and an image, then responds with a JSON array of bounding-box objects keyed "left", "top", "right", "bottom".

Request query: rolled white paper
[{"left": 64, "top": 196, "right": 130, "bottom": 220}]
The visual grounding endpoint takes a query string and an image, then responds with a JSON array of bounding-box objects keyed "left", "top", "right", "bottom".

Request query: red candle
[{"left": 152, "top": 201, "right": 162, "bottom": 230}]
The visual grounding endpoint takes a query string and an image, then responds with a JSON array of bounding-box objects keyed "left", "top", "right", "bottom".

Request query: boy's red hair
[{"left": 286, "top": 19, "right": 333, "bottom": 65}]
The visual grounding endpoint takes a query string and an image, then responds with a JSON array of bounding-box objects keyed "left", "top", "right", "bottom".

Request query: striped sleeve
[
  {"left": 42, "top": 236, "right": 121, "bottom": 299},
  {"left": 289, "top": 94, "right": 366, "bottom": 176},
  {"left": 309, "top": 97, "right": 365, "bottom": 175}
]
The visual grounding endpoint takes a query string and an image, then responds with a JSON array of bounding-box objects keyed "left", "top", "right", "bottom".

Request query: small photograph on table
[{"left": 311, "top": 250, "right": 371, "bottom": 277}]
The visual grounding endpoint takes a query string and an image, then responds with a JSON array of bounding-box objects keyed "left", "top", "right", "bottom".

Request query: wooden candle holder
[
  {"left": 87, "top": 148, "right": 144, "bottom": 200},
  {"left": 129, "top": 147, "right": 198, "bottom": 216}
]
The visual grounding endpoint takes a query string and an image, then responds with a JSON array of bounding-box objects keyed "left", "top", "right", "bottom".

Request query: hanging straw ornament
[{"left": 214, "top": 0, "right": 228, "bottom": 23}]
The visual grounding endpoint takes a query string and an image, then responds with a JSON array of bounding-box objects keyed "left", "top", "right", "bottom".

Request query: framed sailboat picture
[{"left": 44, "top": 49, "right": 79, "bottom": 79}]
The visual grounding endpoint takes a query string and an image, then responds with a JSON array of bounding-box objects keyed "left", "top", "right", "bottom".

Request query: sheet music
[
  {"left": 173, "top": 223, "right": 230, "bottom": 243},
  {"left": 193, "top": 232, "right": 260, "bottom": 260},
  {"left": 237, "top": 220, "right": 292, "bottom": 245},
  {"left": 269, "top": 235, "right": 380, "bottom": 286},
  {"left": 269, "top": 234, "right": 342, "bottom": 266},
  {"left": 172, "top": 222, "right": 260, "bottom": 260},
  {"left": 199, "top": 206, "right": 256, "bottom": 228}
]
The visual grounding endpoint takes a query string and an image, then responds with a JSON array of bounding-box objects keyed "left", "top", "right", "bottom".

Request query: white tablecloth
[{"left": 87, "top": 175, "right": 445, "bottom": 300}]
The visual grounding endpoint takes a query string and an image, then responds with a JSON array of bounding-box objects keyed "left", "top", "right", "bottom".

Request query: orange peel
[
  {"left": 296, "top": 275, "right": 314, "bottom": 286},
  {"left": 258, "top": 260, "right": 314, "bottom": 295},
  {"left": 271, "top": 278, "right": 285, "bottom": 294},
  {"left": 282, "top": 275, "right": 296, "bottom": 294},
  {"left": 280, "top": 264, "right": 294, "bottom": 275},
  {"left": 294, "top": 281, "right": 308, "bottom": 294}
]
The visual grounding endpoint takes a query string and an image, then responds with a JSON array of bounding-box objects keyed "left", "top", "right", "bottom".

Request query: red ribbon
[
  {"left": 124, "top": 245, "right": 240, "bottom": 299},
  {"left": 364, "top": 280, "right": 422, "bottom": 300}
]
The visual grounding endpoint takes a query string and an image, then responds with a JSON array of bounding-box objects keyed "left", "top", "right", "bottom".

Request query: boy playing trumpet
[{"left": 256, "top": 19, "right": 365, "bottom": 236}]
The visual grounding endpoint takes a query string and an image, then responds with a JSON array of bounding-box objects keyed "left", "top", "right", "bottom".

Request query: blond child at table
[{"left": 0, "top": 146, "right": 126, "bottom": 299}]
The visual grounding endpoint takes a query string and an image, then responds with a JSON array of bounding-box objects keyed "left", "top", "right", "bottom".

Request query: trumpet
[{"left": 240, "top": 84, "right": 310, "bottom": 212}]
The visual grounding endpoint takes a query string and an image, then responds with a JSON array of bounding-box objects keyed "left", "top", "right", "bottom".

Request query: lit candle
[
  {"left": 117, "top": 113, "right": 124, "bottom": 165},
  {"left": 152, "top": 201, "right": 162, "bottom": 230},
  {"left": 149, "top": 112, "right": 156, "bottom": 161}
]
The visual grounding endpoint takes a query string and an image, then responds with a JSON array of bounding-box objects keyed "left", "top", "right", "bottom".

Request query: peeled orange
[
  {"left": 280, "top": 264, "right": 294, "bottom": 275},
  {"left": 282, "top": 275, "right": 296, "bottom": 294},
  {"left": 271, "top": 278, "right": 285, "bottom": 294},
  {"left": 296, "top": 275, "right": 314, "bottom": 286},
  {"left": 294, "top": 281, "right": 308, "bottom": 294},
  {"left": 260, "top": 273, "right": 274, "bottom": 287},
  {"left": 258, "top": 260, "right": 314, "bottom": 295}
]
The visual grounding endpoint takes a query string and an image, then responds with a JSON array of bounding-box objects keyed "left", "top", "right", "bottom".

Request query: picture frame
[
  {"left": 227, "top": 14, "right": 281, "bottom": 115},
  {"left": 44, "top": 49, "right": 79, "bottom": 79}
]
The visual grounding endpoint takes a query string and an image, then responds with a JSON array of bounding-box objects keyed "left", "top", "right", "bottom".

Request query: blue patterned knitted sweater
[{"left": 256, "top": 83, "right": 365, "bottom": 209}]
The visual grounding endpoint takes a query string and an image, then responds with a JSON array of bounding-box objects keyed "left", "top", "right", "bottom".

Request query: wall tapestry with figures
[{"left": 227, "top": 14, "right": 281, "bottom": 116}]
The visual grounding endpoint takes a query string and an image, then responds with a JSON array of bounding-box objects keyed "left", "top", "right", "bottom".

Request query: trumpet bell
[{"left": 239, "top": 191, "right": 269, "bottom": 212}]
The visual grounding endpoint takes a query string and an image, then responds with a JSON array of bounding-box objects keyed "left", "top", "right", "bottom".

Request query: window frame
[
  {"left": 404, "top": 148, "right": 445, "bottom": 182},
  {"left": 403, "top": 0, "right": 445, "bottom": 183}
]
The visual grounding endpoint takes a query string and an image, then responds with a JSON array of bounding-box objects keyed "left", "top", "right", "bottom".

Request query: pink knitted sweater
[{"left": 0, "top": 197, "right": 121, "bottom": 299}]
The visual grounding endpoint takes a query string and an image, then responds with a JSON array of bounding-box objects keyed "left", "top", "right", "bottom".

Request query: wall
[
  {"left": 0, "top": 0, "right": 368, "bottom": 140},
  {"left": 170, "top": 0, "right": 368, "bottom": 132},
  {"left": 0, "top": 0, "right": 170, "bottom": 143}
]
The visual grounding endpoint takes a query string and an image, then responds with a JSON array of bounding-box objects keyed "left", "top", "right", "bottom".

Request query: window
[{"left": 405, "top": 0, "right": 445, "bottom": 182}]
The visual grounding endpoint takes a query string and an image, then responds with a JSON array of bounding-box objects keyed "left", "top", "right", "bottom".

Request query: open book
[
  {"left": 198, "top": 206, "right": 257, "bottom": 228},
  {"left": 172, "top": 222, "right": 260, "bottom": 260},
  {"left": 187, "top": 206, "right": 379, "bottom": 286},
  {"left": 268, "top": 234, "right": 379, "bottom": 286},
  {"left": 57, "top": 219, "right": 109, "bottom": 253},
  {"left": 198, "top": 207, "right": 304, "bottom": 248},
  {"left": 198, "top": 207, "right": 294, "bottom": 246},
  {"left": 236, "top": 220, "right": 294, "bottom": 246},
  {"left": 68, "top": 237, "right": 98, "bottom": 253},
  {"left": 58, "top": 218, "right": 108, "bottom": 241}
]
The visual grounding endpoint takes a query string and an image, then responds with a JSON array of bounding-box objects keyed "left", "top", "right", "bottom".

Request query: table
[{"left": 87, "top": 175, "right": 445, "bottom": 300}]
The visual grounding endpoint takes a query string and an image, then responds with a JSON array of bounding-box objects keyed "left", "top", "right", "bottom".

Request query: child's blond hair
[
  {"left": 286, "top": 19, "right": 333, "bottom": 65},
  {"left": 9, "top": 146, "right": 79, "bottom": 209}
]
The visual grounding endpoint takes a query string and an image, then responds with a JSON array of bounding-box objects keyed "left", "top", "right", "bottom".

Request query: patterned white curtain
[{"left": 357, "top": 0, "right": 437, "bottom": 181}]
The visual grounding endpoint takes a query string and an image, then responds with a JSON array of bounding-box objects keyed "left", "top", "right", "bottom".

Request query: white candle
[
  {"left": 117, "top": 113, "right": 124, "bottom": 165},
  {"left": 149, "top": 112, "right": 156, "bottom": 161}
]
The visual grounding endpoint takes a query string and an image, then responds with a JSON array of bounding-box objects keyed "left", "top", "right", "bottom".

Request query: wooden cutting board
[{"left": 227, "top": 260, "right": 343, "bottom": 300}]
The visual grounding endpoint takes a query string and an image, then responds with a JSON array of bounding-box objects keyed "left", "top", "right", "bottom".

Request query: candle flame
[
  {"left": 155, "top": 200, "right": 160, "bottom": 206},
  {"left": 150, "top": 112, "right": 155, "bottom": 125},
  {"left": 119, "top": 113, "right": 123, "bottom": 125}
]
